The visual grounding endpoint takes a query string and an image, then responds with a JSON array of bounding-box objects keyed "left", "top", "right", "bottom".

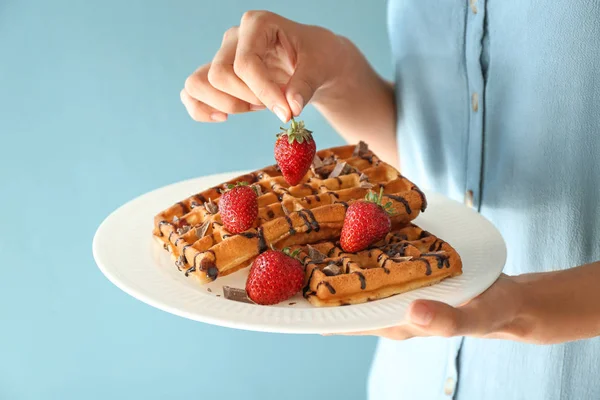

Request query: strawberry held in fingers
[
  {"left": 340, "top": 187, "right": 394, "bottom": 253},
  {"left": 274, "top": 118, "right": 316, "bottom": 186},
  {"left": 219, "top": 182, "right": 259, "bottom": 234},
  {"left": 245, "top": 248, "right": 305, "bottom": 305}
]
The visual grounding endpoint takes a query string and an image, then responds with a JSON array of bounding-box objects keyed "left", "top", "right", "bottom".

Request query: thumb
[
  {"left": 285, "top": 65, "right": 318, "bottom": 117},
  {"left": 407, "top": 300, "right": 480, "bottom": 337}
]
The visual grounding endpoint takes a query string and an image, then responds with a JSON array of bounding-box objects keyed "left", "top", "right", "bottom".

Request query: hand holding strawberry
[
  {"left": 219, "top": 182, "right": 259, "bottom": 234},
  {"left": 340, "top": 187, "right": 393, "bottom": 252},
  {"left": 246, "top": 248, "right": 305, "bottom": 305},
  {"left": 274, "top": 118, "right": 316, "bottom": 186}
]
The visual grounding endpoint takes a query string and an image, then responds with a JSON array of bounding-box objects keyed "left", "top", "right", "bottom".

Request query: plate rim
[{"left": 93, "top": 171, "right": 507, "bottom": 334}]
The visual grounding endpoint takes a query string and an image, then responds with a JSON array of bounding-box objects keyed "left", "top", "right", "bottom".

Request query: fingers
[
  {"left": 285, "top": 63, "right": 317, "bottom": 117},
  {"left": 180, "top": 89, "right": 227, "bottom": 122},
  {"left": 185, "top": 64, "right": 258, "bottom": 115},
  {"left": 208, "top": 27, "right": 263, "bottom": 106},
  {"left": 407, "top": 300, "right": 482, "bottom": 337},
  {"left": 235, "top": 11, "right": 293, "bottom": 122}
]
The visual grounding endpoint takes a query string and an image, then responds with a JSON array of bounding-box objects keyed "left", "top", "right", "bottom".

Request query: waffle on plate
[{"left": 153, "top": 142, "right": 461, "bottom": 306}]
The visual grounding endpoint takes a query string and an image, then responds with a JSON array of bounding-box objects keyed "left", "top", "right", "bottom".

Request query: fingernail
[
  {"left": 250, "top": 104, "right": 266, "bottom": 111},
  {"left": 290, "top": 94, "right": 304, "bottom": 116},
  {"left": 272, "top": 105, "right": 288, "bottom": 123},
  {"left": 409, "top": 302, "right": 433, "bottom": 326},
  {"left": 210, "top": 112, "right": 227, "bottom": 122}
]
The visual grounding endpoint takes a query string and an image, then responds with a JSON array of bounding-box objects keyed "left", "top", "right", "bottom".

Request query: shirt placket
[
  {"left": 444, "top": 1, "right": 486, "bottom": 399},
  {"left": 463, "top": 0, "right": 486, "bottom": 211}
]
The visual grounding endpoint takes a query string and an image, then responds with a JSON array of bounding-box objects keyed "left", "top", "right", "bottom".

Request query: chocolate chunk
[
  {"left": 195, "top": 220, "right": 210, "bottom": 239},
  {"left": 323, "top": 264, "right": 341, "bottom": 276},
  {"left": 223, "top": 286, "right": 255, "bottom": 304},
  {"left": 352, "top": 141, "right": 369, "bottom": 157},
  {"left": 204, "top": 198, "right": 218, "bottom": 214},
  {"left": 307, "top": 245, "right": 326, "bottom": 263}
]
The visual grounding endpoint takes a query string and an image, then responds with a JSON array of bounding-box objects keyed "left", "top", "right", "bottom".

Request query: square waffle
[
  {"left": 153, "top": 142, "right": 430, "bottom": 289},
  {"left": 294, "top": 223, "right": 462, "bottom": 307}
]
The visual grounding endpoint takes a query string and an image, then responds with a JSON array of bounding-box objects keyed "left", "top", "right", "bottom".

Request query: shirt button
[
  {"left": 471, "top": 92, "right": 479, "bottom": 112},
  {"left": 464, "top": 190, "right": 474, "bottom": 208},
  {"left": 470, "top": 0, "right": 478, "bottom": 14},
  {"left": 444, "top": 377, "right": 456, "bottom": 395}
]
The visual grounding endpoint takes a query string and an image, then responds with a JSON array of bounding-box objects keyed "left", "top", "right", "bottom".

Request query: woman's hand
[
  {"left": 180, "top": 11, "right": 349, "bottom": 123},
  {"left": 339, "top": 274, "right": 533, "bottom": 343}
]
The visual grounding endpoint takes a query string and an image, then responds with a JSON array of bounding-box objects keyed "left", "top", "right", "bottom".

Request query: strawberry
[
  {"left": 246, "top": 248, "right": 305, "bottom": 305},
  {"left": 219, "top": 182, "right": 258, "bottom": 234},
  {"left": 274, "top": 118, "right": 316, "bottom": 186},
  {"left": 340, "top": 187, "right": 393, "bottom": 252}
]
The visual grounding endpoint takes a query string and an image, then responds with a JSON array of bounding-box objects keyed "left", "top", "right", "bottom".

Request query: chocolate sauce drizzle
[
  {"left": 318, "top": 281, "right": 336, "bottom": 294},
  {"left": 354, "top": 272, "right": 366, "bottom": 289},
  {"left": 385, "top": 194, "right": 412, "bottom": 215},
  {"left": 297, "top": 211, "right": 313, "bottom": 233},
  {"left": 414, "top": 257, "right": 432, "bottom": 276},
  {"left": 184, "top": 266, "right": 196, "bottom": 277},
  {"left": 336, "top": 201, "right": 349, "bottom": 209},
  {"left": 303, "top": 268, "right": 318, "bottom": 296},
  {"left": 257, "top": 227, "right": 267, "bottom": 253},
  {"left": 177, "top": 201, "right": 189, "bottom": 214},
  {"left": 412, "top": 186, "right": 427, "bottom": 211},
  {"left": 158, "top": 220, "right": 169, "bottom": 236},
  {"left": 301, "top": 209, "right": 320, "bottom": 232},
  {"left": 422, "top": 253, "right": 450, "bottom": 269},
  {"left": 284, "top": 215, "right": 296, "bottom": 235}
]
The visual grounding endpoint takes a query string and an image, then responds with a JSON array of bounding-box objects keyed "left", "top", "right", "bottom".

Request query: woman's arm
[
  {"left": 180, "top": 11, "right": 398, "bottom": 164},
  {"left": 515, "top": 261, "right": 600, "bottom": 344},
  {"left": 339, "top": 262, "right": 600, "bottom": 345},
  {"left": 313, "top": 37, "right": 398, "bottom": 165}
]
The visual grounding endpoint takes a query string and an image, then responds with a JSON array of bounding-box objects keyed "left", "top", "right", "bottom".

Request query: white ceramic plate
[{"left": 93, "top": 171, "right": 506, "bottom": 334}]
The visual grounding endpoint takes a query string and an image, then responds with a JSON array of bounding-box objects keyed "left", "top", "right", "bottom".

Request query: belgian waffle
[
  {"left": 294, "top": 224, "right": 462, "bottom": 307},
  {"left": 153, "top": 142, "right": 427, "bottom": 285}
]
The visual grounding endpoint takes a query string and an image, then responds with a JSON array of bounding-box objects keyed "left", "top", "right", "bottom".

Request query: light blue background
[{"left": 0, "top": 1, "right": 392, "bottom": 399}]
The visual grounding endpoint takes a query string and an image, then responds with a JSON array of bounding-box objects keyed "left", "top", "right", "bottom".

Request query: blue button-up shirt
[{"left": 369, "top": 1, "right": 600, "bottom": 399}]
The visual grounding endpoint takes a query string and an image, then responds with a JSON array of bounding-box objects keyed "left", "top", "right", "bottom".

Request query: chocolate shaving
[
  {"left": 312, "top": 154, "right": 324, "bottom": 169},
  {"left": 307, "top": 245, "right": 326, "bottom": 263},
  {"left": 190, "top": 201, "right": 200, "bottom": 209},
  {"left": 288, "top": 302, "right": 296, "bottom": 306},
  {"left": 175, "top": 255, "right": 186, "bottom": 270},
  {"left": 207, "top": 288, "right": 212, "bottom": 293},
  {"left": 251, "top": 184, "right": 263, "bottom": 197},
  {"left": 172, "top": 215, "right": 179, "bottom": 224},
  {"left": 223, "top": 286, "right": 255, "bottom": 304},
  {"left": 177, "top": 225, "right": 191, "bottom": 235},
  {"left": 352, "top": 141, "right": 369, "bottom": 157},
  {"left": 282, "top": 204, "right": 291, "bottom": 216},
  {"left": 328, "top": 162, "right": 347, "bottom": 179},
  {"left": 322, "top": 155, "right": 336, "bottom": 166},
  {"left": 360, "top": 181, "right": 374, "bottom": 189},
  {"left": 195, "top": 220, "right": 210, "bottom": 239},
  {"left": 392, "top": 256, "right": 413, "bottom": 262},
  {"left": 204, "top": 198, "right": 218, "bottom": 214},
  {"left": 359, "top": 173, "right": 369, "bottom": 182},
  {"left": 323, "top": 264, "right": 341, "bottom": 276}
]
